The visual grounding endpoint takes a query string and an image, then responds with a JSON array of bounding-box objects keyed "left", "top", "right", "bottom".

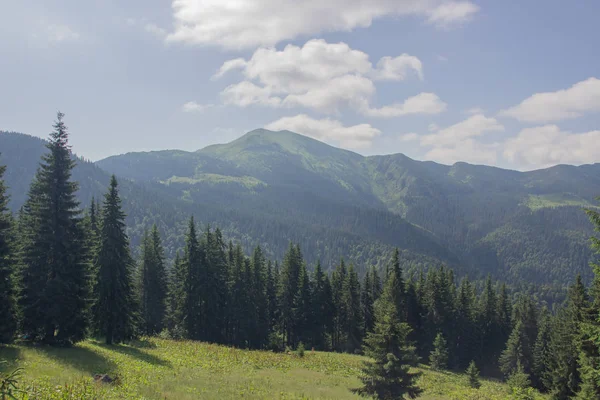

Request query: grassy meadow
[{"left": 0, "top": 338, "right": 544, "bottom": 399}]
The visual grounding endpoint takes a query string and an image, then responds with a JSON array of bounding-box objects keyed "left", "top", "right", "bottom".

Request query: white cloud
[
  {"left": 425, "top": 140, "right": 498, "bottom": 165},
  {"left": 265, "top": 114, "right": 380, "bottom": 149},
  {"left": 182, "top": 101, "right": 213, "bottom": 113},
  {"left": 427, "top": 1, "right": 479, "bottom": 28},
  {"left": 47, "top": 24, "right": 79, "bottom": 42},
  {"left": 420, "top": 114, "right": 504, "bottom": 146},
  {"left": 401, "top": 114, "right": 503, "bottom": 165},
  {"left": 166, "top": 0, "right": 479, "bottom": 49},
  {"left": 214, "top": 39, "right": 440, "bottom": 116},
  {"left": 503, "top": 125, "right": 600, "bottom": 169},
  {"left": 372, "top": 55, "right": 423, "bottom": 81},
  {"left": 499, "top": 77, "right": 600, "bottom": 123},
  {"left": 221, "top": 81, "right": 282, "bottom": 107},
  {"left": 212, "top": 58, "right": 247, "bottom": 80},
  {"left": 365, "top": 93, "right": 447, "bottom": 117},
  {"left": 428, "top": 123, "right": 440, "bottom": 132}
]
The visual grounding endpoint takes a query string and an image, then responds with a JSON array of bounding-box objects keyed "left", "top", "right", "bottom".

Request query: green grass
[
  {"left": 523, "top": 193, "right": 595, "bottom": 210},
  {"left": 1, "top": 338, "right": 544, "bottom": 399}
]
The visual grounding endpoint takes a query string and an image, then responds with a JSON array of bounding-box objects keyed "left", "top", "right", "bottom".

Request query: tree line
[{"left": 1, "top": 114, "right": 600, "bottom": 399}]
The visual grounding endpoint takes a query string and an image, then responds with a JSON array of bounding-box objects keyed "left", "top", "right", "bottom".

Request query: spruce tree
[
  {"left": 94, "top": 176, "right": 137, "bottom": 344},
  {"left": 355, "top": 272, "right": 421, "bottom": 399},
  {"left": 311, "top": 261, "right": 333, "bottom": 350},
  {"left": 138, "top": 225, "right": 168, "bottom": 335},
  {"left": 19, "top": 113, "right": 89, "bottom": 345},
  {"left": 532, "top": 308, "right": 552, "bottom": 392},
  {"left": 362, "top": 268, "right": 375, "bottom": 336},
  {"left": 344, "top": 264, "right": 364, "bottom": 353},
  {"left": 577, "top": 200, "right": 600, "bottom": 399},
  {"left": 279, "top": 243, "right": 302, "bottom": 347},
  {"left": 430, "top": 332, "right": 449, "bottom": 370},
  {"left": 181, "top": 217, "right": 204, "bottom": 340},
  {"left": 293, "top": 262, "right": 312, "bottom": 347},
  {"left": 467, "top": 360, "right": 481, "bottom": 389},
  {"left": 0, "top": 159, "right": 16, "bottom": 343},
  {"left": 500, "top": 320, "right": 530, "bottom": 378}
]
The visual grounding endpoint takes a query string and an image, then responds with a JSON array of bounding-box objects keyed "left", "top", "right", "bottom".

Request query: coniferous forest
[{"left": 2, "top": 114, "right": 600, "bottom": 399}]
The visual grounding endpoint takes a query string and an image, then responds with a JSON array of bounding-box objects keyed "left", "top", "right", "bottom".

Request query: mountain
[
  {"left": 97, "top": 129, "right": 600, "bottom": 288},
  {"left": 2, "top": 128, "right": 598, "bottom": 290},
  {"left": 0, "top": 130, "right": 453, "bottom": 275}
]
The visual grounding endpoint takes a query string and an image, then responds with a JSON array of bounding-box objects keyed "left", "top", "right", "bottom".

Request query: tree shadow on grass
[
  {"left": 34, "top": 344, "right": 117, "bottom": 376},
  {"left": 0, "top": 346, "right": 22, "bottom": 372},
  {"left": 89, "top": 342, "right": 171, "bottom": 368}
]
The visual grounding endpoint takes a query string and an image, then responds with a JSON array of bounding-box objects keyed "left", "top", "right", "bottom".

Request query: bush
[
  {"left": 0, "top": 363, "right": 25, "bottom": 399},
  {"left": 296, "top": 342, "right": 305, "bottom": 358}
]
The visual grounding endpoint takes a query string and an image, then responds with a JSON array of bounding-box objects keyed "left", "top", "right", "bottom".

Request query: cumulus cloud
[
  {"left": 499, "top": 77, "right": 600, "bottom": 123},
  {"left": 427, "top": 1, "right": 479, "bottom": 28},
  {"left": 372, "top": 55, "right": 424, "bottom": 81},
  {"left": 425, "top": 140, "right": 498, "bottom": 165},
  {"left": 365, "top": 93, "right": 447, "bottom": 117},
  {"left": 214, "top": 39, "right": 441, "bottom": 116},
  {"left": 265, "top": 114, "right": 380, "bottom": 149},
  {"left": 401, "top": 114, "right": 504, "bottom": 165},
  {"left": 221, "top": 81, "right": 282, "bottom": 107},
  {"left": 420, "top": 114, "right": 504, "bottom": 146},
  {"left": 166, "top": 0, "right": 479, "bottom": 49},
  {"left": 503, "top": 125, "right": 600, "bottom": 169}
]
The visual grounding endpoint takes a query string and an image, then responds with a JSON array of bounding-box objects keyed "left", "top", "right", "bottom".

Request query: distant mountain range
[{"left": 2, "top": 129, "right": 599, "bottom": 290}]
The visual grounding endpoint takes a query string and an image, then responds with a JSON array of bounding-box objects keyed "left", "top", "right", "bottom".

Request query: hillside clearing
[{"left": 0, "top": 338, "right": 544, "bottom": 399}]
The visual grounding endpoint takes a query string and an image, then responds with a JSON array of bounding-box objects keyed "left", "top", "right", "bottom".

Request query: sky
[{"left": 0, "top": 0, "right": 599, "bottom": 171}]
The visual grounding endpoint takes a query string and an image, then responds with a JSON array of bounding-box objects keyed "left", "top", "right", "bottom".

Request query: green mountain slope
[
  {"left": 96, "top": 129, "right": 600, "bottom": 286},
  {"left": 0, "top": 131, "right": 453, "bottom": 274}
]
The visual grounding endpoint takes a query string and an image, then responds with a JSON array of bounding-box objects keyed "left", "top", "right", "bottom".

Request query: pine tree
[
  {"left": 138, "top": 225, "right": 168, "bottom": 335},
  {"left": 293, "top": 262, "right": 312, "bottom": 347},
  {"left": 279, "top": 243, "right": 303, "bottom": 347},
  {"left": 467, "top": 360, "right": 481, "bottom": 389},
  {"left": 165, "top": 252, "right": 186, "bottom": 337},
  {"left": 311, "top": 261, "right": 333, "bottom": 350},
  {"left": 430, "top": 332, "right": 449, "bottom": 370},
  {"left": 0, "top": 158, "right": 16, "bottom": 343},
  {"left": 455, "top": 277, "right": 477, "bottom": 369},
  {"left": 265, "top": 260, "right": 278, "bottom": 336},
  {"left": 577, "top": 200, "right": 600, "bottom": 399},
  {"left": 478, "top": 276, "right": 501, "bottom": 374},
  {"left": 362, "top": 268, "right": 375, "bottom": 336},
  {"left": 94, "top": 176, "right": 137, "bottom": 344},
  {"left": 532, "top": 308, "right": 552, "bottom": 392},
  {"left": 19, "top": 112, "right": 90, "bottom": 345},
  {"left": 500, "top": 320, "right": 531, "bottom": 378},
  {"left": 354, "top": 272, "right": 422, "bottom": 399},
  {"left": 331, "top": 258, "right": 348, "bottom": 351},
  {"left": 344, "top": 264, "right": 364, "bottom": 353},
  {"left": 181, "top": 217, "right": 204, "bottom": 340},
  {"left": 205, "top": 227, "right": 228, "bottom": 344}
]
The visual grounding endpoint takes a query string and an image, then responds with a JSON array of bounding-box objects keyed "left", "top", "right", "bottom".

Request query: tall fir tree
[
  {"left": 19, "top": 113, "right": 89, "bottom": 345},
  {"left": 94, "top": 176, "right": 137, "bottom": 344},
  {"left": 331, "top": 258, "right": 348, "bottom": 351},
  {"left": 0, "top": 158, "right": 16, "bottom": 343},
  {"left": 279, "top": 243, "right": 303, "bottom": 347},
  {"left": 532, "top": 307, "right": 552, "bottom": 392},
  {"left": 138, "top": 225, "right": 168, "bottom": 335},
  {"left": 430, "top": 332, "right": 449, "bottom": 370},
  {"left": 355, "top": 271, "right": 421, "bottom": 400},
  {"left": 182, "top": 217, "right": 204, "bottom": 340},
  {"left": 311, "top": 261, "right": 333, "bottom": 350},
  {"left": 577, "top": 200, "right": 600, "bottom": 399},
  {"left": 362, "top": 268, "right": 376, "bottom": 337},
  {"left": 343, "top": 264, "right": 364, "bottom": 353}
]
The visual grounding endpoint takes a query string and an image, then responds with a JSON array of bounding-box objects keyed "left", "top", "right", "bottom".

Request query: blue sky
[{"left": 1, "top": 0, "right": 599, "bottom": 170}]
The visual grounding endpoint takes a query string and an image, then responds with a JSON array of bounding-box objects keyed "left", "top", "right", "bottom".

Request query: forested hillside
[
  {"left": 97, "top": 129, "right": 600, "bottom": 287},
  {"left": 0, "top": 131, "right": 451, "bottom": 273},
  {"left": 2, "top": 128, "right": 599, "bottom": 288}
]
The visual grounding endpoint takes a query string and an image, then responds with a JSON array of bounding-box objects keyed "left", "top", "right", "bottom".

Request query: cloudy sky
[{"left": 1, "top": 0, "right": 599, "bottom": 170}]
